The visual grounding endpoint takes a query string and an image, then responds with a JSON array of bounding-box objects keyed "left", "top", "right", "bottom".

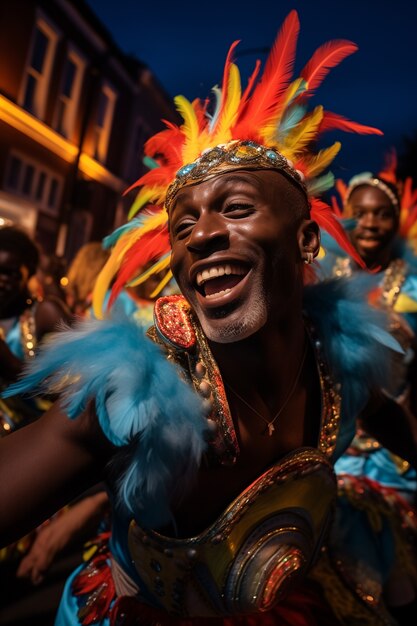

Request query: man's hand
[{"left": 16, "top": 492, "right": 109, "bottom": 585}]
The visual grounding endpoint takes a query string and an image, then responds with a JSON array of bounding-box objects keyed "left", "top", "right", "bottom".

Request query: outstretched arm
[
  {"left": 0, "top": 401, "right": 114, "bottom": 546},
  {"left": 361, "top": 392, "right": 417, "bottom": 469},
  {"left": 16, "top": 491, "right": 110, "bottom": 585}
]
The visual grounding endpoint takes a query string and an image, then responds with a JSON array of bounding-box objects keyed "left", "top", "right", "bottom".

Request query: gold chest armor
[{"left": 127, "top": 295, "right": 341, "bottom": 618}]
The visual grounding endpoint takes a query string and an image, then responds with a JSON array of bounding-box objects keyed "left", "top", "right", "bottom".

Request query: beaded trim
[
  {"left": 380, "top": 258, "right": 406, "bottom": 309},
  {"left": 331, "top": 257, "right": 407, "bottom": 311},
  {"left": 150, "top": 295, "right": 341, "bottom": 464},
  {"left": 165, "top": 140, "right": 307, "bottom": 213},
  {"left": 19, "top": 308, "right": 37, "bottom": 359}
]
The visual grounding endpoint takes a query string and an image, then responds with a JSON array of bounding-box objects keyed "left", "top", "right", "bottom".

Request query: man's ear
[{"left": 297, "top": 219, "right": 320, "bottom": 263}]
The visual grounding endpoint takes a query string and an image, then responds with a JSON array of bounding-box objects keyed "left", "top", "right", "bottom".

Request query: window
[
  {"left": 92, "top": 84, "right": 117, "bottom": 163},
  {"left": 53, "top": 48, "right": 86, "bottom": 139},
  {"left": 19, "top": 17, "right": 59, "bottom": 119},
  {"left": 6, "top": 156, "right": 22, "bottom": 189},
  {"left": 4, "top": 152, "right": 63, "bottom": 215}
]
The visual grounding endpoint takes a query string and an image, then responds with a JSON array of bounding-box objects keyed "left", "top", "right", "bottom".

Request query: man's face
[
  {"left": 0, "top": 250, "right": 29, "bottom": 314},
  {"left": 169, "top": 170, "right": 308, "bottom": 343},
  {"left": 348, "top": 185, "right": 398, "bottom": 266}
]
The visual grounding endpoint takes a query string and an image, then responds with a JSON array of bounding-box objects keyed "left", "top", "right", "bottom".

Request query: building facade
[{"left": 0, "top": 0, "right": 177, "bottom": 259}]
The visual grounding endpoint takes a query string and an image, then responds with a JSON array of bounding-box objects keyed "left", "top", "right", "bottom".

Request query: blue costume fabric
[
  {"left": 0, "top": 306, "right": 44, "bottom": 437},
  {"left": 4, "top": 280, "right": 416, "bottom": 625}
]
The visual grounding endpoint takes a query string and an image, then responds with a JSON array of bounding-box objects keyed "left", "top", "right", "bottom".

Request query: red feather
[
  {"left": 319, "top": 111, "right": 383, "bottom": 136},
  {"left": 331, "top": 194, "right": 343, "bottom": 218},
  {"left": 235, "top": 59, "right": 262, "bottom": 120},
  {"left": 108, "top": 227, "right": 170, "bottom": 308},
  {"left": 123, "top": 168, "right": 175, "bottom": 196},
  {"left": 233, "top": 10, "right": 300, "bottom": 139},
  {"left": 311, "top": 198, "right": 366, "bottom": 268},
  {"left": 220, "top": 40, "right": 240, "bottom": 99},
  {"left": 400, "top": 178, "right": 417, "bottom": 236},
  {"left": 378, "top": 148, "right": 397, "bottom": 184},
  {"left": 145, "top": 127, "right": 184, "bottom": 166},
  {"left": 300, "top": 40, "right": 358, "bottom": 96},
  {"left": 193, "top": 98, "right": 209, "bottom": 128}
]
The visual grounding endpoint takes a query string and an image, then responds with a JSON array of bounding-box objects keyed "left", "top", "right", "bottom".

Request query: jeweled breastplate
[{"left": 127, "top": 295, "right": 341, "bottom": 618}]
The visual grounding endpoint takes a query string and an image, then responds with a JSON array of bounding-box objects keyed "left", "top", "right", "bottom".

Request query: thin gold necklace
[{"left": 225, "top": 338, "right": 309, "bottom": 436}]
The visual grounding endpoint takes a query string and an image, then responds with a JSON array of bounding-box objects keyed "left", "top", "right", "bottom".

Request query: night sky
[{"left": 86, "top": 0, "right": 417, "bottom": 181}]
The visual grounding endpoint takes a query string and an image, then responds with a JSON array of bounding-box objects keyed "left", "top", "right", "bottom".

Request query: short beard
[{"left": 196, "top": 274, "right": 268, "bottom": 344}]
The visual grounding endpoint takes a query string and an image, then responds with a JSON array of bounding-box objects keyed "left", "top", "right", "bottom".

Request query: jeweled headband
[
  {"left": 93, "top": 10, "right": 381, "bottom": 317},
  {"left": 165, "top": 140, "right": 307, "bottom": 212}
]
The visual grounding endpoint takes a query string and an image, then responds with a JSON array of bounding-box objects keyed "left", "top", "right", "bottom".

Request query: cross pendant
[{"left": 267, "top": 423, "right": 275, "bottom": 436}]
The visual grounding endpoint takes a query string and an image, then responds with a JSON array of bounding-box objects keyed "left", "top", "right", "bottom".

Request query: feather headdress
[
  {"left": 93, "top": 10, "right": 382, "bottom": 317},
  {"left": 337, "top": 149, "right": 417, "bottom": 241}
]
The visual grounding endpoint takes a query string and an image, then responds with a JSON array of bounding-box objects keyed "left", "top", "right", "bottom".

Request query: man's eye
[
  {"left": 173, "top": 220, "right": 195, "bottom": 238},
  {"left": 223, "top": 203, "right": 254, "bottom": 217}
]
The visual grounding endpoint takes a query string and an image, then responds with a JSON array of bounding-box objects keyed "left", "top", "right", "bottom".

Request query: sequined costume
[
  {"left": 4, "top": 11, "right": 417, "bottom": 625},
  {"left": 5, "top": 282, "right": 416, "bottom": 626}
]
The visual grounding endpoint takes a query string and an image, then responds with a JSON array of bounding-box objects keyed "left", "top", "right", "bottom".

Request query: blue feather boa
[
  {"left": 3, "top": 315, "right": 207, "bottom": 528},
  {"left": 3, "top": 280, "right": 401, "bottom": 525}
]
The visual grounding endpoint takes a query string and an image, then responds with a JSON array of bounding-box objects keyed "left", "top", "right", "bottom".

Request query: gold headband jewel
[{"left": 165, "top": 140, "right": 307, "bottom": 212}]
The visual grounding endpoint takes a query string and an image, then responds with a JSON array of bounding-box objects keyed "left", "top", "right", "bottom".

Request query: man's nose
[
  {"left": 186, "top": 213, "right": 229, "bottom": 254},
  {"left": 360, "top": 212, "right": 378, "bottom": 228}
]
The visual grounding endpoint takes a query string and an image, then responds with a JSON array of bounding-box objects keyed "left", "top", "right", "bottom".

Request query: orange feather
[
  {"left": 310, "top": 198, "right": 366, "bottom": 268},
  {"left": 319, "top": 111, "right": 383, "bottom": 136},
  {"left": 236, "top": 59, "right": 262, "bottom": 120},
  {"left": 300, "top": 40, "right": 358, "bottom": 96},
  {"left": 233, "top": 10, "right": 300, "bottom": 139}
]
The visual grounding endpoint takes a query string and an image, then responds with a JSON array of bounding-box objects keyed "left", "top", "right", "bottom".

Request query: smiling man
[
  {"left": 347, "top": 175, "right": 400, "bottom": 270},
  {"left": 1, "top": 11, "right": 417, "bottom": 626},
  {"left": 169, "top": 168, "right": 316, "bottom": 344}
]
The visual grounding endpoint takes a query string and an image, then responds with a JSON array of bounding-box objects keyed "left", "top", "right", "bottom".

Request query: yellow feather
[
  {"left": 282, "top": 105, "right": 324, "bottom": 156},
  {"left": 175, "top": 95, "right": 200, "bottom": 164},
  {"left": 303, "top": 141, "right": 341, "bottom": 177},
  {"left": 128, "top": 187, "right": 163, "bottom": 220},
  {"left": 408, "top": 223, "right": 417, "bottom": 241},
  {"left": 92, "top": 240, "right": 126, "bottom": 319},
  {"left": 116, "top": 216, "right": 166, "bottom": 267},
  {"left": 128, "top": 255, "right": 171, "bottom": 287},
  {"left": 211, "top": 64, "right": 241, "bottom": 145},
  {"left": 149, "top": 269, "right": 174, "bottom": 299},
  {"left": 93, "top": 212, "right": 168, "bottom": 317},
  {"left": 261, "top": 77, "right": 307, "bottom": 145},
  {"left": 394, "top": 293, "right": 417, "bottom": 313}
]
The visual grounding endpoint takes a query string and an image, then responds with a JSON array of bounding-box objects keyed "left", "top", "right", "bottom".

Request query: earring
[{"left": 304, "top": 251, "right": 314, "bottom": 265}]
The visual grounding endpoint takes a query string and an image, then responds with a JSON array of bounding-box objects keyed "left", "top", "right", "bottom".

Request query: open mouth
[
  {"left": 195, "top": 263, "right": 250, "bottom": 299},
  {"left": 357, "top": 236, "right": 381, "bottom": 246}
]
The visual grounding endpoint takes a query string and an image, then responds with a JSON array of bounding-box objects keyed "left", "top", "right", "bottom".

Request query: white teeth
[
  {"left": 206, "top": 288, "right": 232, "bottom": 299},
  {"left": 196, "top": 264, "right": 246, "bottom": 286}
]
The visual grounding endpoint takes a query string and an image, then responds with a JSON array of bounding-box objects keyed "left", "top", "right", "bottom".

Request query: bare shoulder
[{"left": 35, "top": 297, "right": 72, "bottom": 338}]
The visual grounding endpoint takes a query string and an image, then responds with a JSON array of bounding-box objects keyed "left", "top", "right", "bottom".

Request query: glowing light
[{"left": 60, "top": 276, "right": 69, "bottom": 287}]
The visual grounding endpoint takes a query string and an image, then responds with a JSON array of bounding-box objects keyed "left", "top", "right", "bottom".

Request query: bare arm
[
  {"left": 0, "top": 337, "right": 23, "bottom": 382},
  {"left": 361, "top": 392, "right": 417, "bottom": 468},
  {"left": 17, "top": 491, "right": 110, "bottom": 585},
  {"left": 0, "top": 401, "right": 114, "bottom": 546}
]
